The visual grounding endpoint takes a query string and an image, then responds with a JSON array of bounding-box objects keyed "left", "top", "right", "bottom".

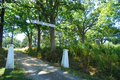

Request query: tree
[
  {"left": 10, "top": 2, "right": 37, "bottom": 48},
  {"left": 36, "top": 24, "right": 43, "bottom": 50},
  {"left": 34, "top": 0, "right": 64, "bottom": 51},
  {"left": 13, "top": 0, "right": 60, "bottom": 51},
  {"left": 3, "top": 37, "right": 21, "bottom": 48},
  {"left": 17, "top": 21, "right": 35, "bottom": 48},
  {"left": 56, "top": 22, "right": 80, "bottom": 47},
  {"left": 22, "top": 36, "right": 28, "bottom": 47},
  {"left": 37, "top": 0, "right": 68, "bottom": 50},
  {"left": 60, "top": 1, "right": 99, "bottom": 44},
  {"left": 94, "top": 1, "right": 118, "bottom": 44},
  {"left": 0, "top": 0, "right": 5, "bottom": 47}
]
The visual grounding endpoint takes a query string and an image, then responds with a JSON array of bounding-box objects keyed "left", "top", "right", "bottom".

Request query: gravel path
[{"left": 14, "top": 51, "right": 84, "bottom": 80}]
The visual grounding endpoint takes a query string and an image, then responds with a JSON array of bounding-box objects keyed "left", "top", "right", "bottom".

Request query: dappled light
[
  {"left": 0, "top": 0, "right": 120, "bottom": 80},
  {"left": 20, "top": 43, "right": 120, "bottom": 80},
  {"left": 38, "top": 71, "right": 49, "bottom": 75},
  {"left": 14, "top": 51, "right": 81, "bottom": 80},
  {"left": 0, "top": 68, "right": 31, "bottom": 80}
]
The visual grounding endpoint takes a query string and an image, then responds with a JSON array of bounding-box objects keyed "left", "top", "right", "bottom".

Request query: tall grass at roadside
[
  {"left": 68, "top": 43, "right": 120, "bottom": 80},
  {"left": 23, "top": 43, "right": 120, "bottom": 80}
]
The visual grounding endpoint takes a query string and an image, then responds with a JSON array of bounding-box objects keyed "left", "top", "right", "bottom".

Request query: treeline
[{"left": 0, "top": 0, "right": 120, "bottom": 50}]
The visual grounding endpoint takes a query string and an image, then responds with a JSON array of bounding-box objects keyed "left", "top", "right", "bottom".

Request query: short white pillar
[
  {"left": 61, "top": 49, "right": 69, "bottom": 68},
  {"left": 6, "top": 44, "right": 14, "bottom": 69}
]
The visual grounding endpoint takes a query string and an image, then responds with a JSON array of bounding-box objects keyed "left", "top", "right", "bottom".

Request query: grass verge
[
  {"left": 0, "top": 47, "right": 32, "bottom": 80},
  {"left": 0, "top": 67, "right": 32, "bottom": 80}
]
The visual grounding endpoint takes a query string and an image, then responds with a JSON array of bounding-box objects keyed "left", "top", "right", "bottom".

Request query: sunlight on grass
[
  {"left": 14, "top": 48, "right": 28, "bottom": 52},
  {"left": 0, "top": 68, "right": 32, "bottom": 80},
  {"left": 0, "top": 68, "right": 5, "bottom": 76},
  {"left": 0, "top": 47, "right": 32, "bottom": 80},
  {"left": 61, "top": 67, "right": 98, "bottom": 80}
]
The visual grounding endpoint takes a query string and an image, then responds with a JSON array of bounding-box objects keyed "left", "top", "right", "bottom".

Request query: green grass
[
  {"left": 61, "top": 67, "right": 100, "bottom": 80},
  {"left": 0, "top": 47, "right": 32, "bottom": 80},
  {"left": 0, "top": 67, "right": 31, "bottom": 80}
]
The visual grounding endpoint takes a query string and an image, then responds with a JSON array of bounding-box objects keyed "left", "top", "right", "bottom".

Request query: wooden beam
[{"left": 30, "top": 19, "right": 55, "bottom": 27}]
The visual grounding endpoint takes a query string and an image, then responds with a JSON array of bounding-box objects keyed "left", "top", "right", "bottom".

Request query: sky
[
  {"left": 15, "top": 33, "right": 25, "bottom": 42},
  {"left": 115, "top": 22, "right": 120, "bottom": 29}
]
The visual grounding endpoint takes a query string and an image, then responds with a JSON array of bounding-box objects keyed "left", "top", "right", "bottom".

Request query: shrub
[
  {"left": 24, "top": 44, "right": 120, "bottom": 80},
  {"left": 68, "top": 43, "right": 120, "bottom": 79},
  {"left": 25, "top": 47, "right": 63, "bottom": 63}
]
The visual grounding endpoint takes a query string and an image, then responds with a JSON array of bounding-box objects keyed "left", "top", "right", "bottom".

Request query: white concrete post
[
  {"left": 61, "top": 49, "right": 69, "bottom": 68},
  {"left": 6, "top": 44, "right": 14, "bottom": 69}
]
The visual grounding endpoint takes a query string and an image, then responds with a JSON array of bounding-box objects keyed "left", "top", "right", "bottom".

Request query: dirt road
[{"left": 14, "top": 51, "right": 84, "bottom": 80}]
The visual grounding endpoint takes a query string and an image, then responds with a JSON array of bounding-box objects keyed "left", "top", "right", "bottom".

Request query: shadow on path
[{"left": 14, "top": 51, "right": 84, "bottom": 80}]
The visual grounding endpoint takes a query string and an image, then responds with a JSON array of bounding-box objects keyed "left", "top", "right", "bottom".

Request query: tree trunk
[
  {"left": 81, "top": 34, "right": 85, "bottom": 44},
  {"left": 34, "top": 37, "right": 37, "bottom": 47},
  {"left": 0, "top": 2, "right": 5, "bottom": 47},
  {"left": 76, "top": 25, "right": 85, "bottom": 44},
  {"left": 0, "top": 25, "right": 3, "bottom": 48},
  {"left": 28, "top": 37, "right": 32, "bottom": 48},
  {"left": 37, "top": 25, "right": 41, "bottom": 51},
  {"left": 50, "top": 27, "right": 56, "bottom": 51},
  {"left": 28, "top": 33, "right": 32, "bottom": 49},
  {"left": 59, "top": 33, "right": 61, "bottom": 47},
  {"left": 50, "top": 16, "right": 56, "bottom": 51},
  {"left": 100, "top": 39, "right": 103, "bottom": 44},
  {"left": 68, "top": 39, "right": 70, "bottom": 45}
]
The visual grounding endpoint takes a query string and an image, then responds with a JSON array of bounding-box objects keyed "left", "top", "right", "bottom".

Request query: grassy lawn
[
  {"left": 0, "top": 67, "right": 31, "bottom": 80},
  {"left": 0, "top": 48, "right": 32, "bottom": 80}
]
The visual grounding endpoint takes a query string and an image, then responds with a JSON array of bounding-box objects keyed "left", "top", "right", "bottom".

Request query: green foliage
[
  {"left": 23, "top": 43, "right": 120, "bottom": 80},
  {"left": 68, "top": 43, "right": 120, "bottom": 80},
  {"left": 0, "top": 68, "right": 32, "bottom": 80},
  {"left": 2, "top": 37, "right": 22, "bottom": 48},
  {"left": 2, "top": 0, "right": 120, "bottom": 79},
  {"left": 21, "top": 36, "right": 28, "bottom": 47},
  {"left": 0, "top": 48, "right": 8, "bottom": 68},
  {"left": 61, "top": 68, "right": 98, "bottom": 80},
  {"left": 25, "top": 47, "right": 63, "bottom": 63}
]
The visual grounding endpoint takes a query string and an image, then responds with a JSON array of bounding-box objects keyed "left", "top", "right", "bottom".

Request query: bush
[
  {"left": 25, "top": 47, "right": 63, "bottom": 63},
  {"left": 24, "top": 44, "right": 120, "bottom": 80},
  {"left": 68, "top": 43, "right": 120, "bottom": 79}
]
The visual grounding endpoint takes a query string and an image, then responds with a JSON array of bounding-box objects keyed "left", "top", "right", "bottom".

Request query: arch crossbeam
[{"left": 30, "top": 19, "right": 55, "bottom": 27}]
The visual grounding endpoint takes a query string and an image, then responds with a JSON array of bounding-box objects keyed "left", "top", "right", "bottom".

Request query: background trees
[
  {"left": 71, "top": 2, "right": 100, "bottom": 44},
  {"left": 0, "top": 0, "right": 119, "bottom": 48}
]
